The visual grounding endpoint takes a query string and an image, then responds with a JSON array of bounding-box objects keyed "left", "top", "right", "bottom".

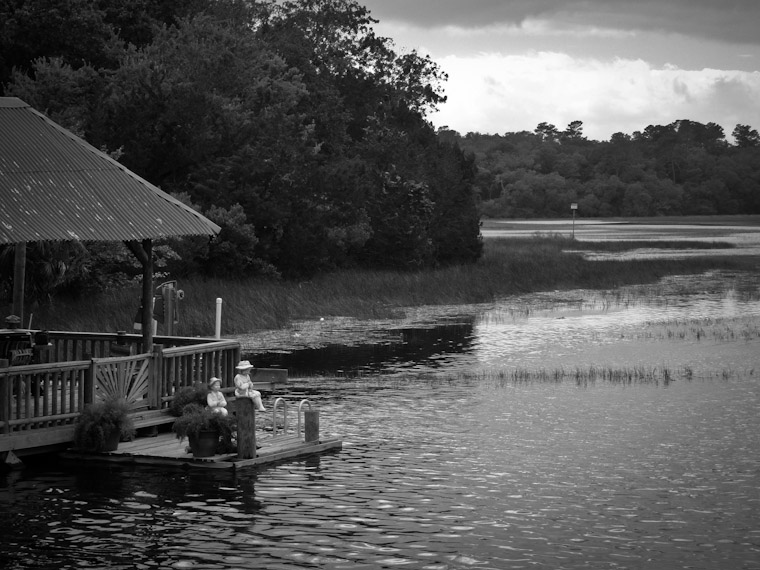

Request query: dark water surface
[
  {"left": 2, "top": 375, "right": 759, "bottom": 569},
  {"left": 2, "top": 270, "right": 759, "bottom": 569}
]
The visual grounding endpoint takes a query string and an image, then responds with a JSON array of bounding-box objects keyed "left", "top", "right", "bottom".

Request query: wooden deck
[
  {"left": 1, "top": 330, "right": 291, "bottom": 457},
  {"left": 59, "top": 431, "right": 343, "bottom": 470}
]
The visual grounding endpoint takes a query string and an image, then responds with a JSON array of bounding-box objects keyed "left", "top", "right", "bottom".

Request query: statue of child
[
  {"left": 206, "top": 377, "right": 228, "bottom": 416},
  {"left": 234, "top": 361, "right": 267, "bottom": 411}
]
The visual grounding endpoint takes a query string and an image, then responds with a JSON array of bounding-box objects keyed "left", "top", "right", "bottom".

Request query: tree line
[
  {"left": 442, "top": 120, "right": 760, "bottom": 218},
  {"left": 0, "top": 0, "right": 482, "bottom": 304}
]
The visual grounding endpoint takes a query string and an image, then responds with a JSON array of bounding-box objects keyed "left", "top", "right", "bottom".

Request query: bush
[
  {"left": 169, "top": 384, "right": 208, "bottom": 417},
  {"left": 172, "top": 403, "right": 236, "bottom": 454},
  {"left": 73, "top": 396, "right": 136, "bottom": 452}
]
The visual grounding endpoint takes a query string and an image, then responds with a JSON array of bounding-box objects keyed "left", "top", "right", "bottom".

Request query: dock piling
[{"left": 236, "top": 397, "right": 256, "bottom": 459}]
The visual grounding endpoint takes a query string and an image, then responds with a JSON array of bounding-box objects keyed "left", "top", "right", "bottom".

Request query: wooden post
[
  {"left": 84, "top": 358, "right": 96, "bottom": 405},
  {"left": 304, "top": 409, "right": 319, "bottom": 442},
  {"left": 125, "top": 239, "right": 154, "bottom": 353},
  {"left": 149, "top": 344, "right": 163, "bottom": 409},
  {"left": 141, "top": 239, "right": 153, "bottom": 352},
  {"left": 236, "top": 398, "right": 257, "bottom": 459},
  {"left": 165, "top": 285, "right": 174, "bottom": 337},
  {"left": 0, "top": 359, "right": 10, "bottom": 435},
  {"left": 12, "top": 243, "right": 26, "bottom": 325}
]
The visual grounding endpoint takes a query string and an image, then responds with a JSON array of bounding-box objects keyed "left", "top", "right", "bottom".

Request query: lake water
[{"left": 2, "top": 254, "right": 760, "bottom": 567}]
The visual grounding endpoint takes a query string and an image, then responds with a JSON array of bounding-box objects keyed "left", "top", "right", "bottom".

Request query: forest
[
  {"left": 0, "top": 0, "right": 482, "bottom": 300},
  {"left": 444, "top": 119, "right": 760, "bottom": 219}
]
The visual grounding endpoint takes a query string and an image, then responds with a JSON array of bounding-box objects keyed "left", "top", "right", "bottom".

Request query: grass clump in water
[{"left": 469, "top": 365, "right": 740, "bottom": 387}]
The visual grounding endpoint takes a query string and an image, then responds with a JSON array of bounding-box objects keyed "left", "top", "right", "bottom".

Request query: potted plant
[
  {"left": 169, "top": 384, "right": 208, "bottom": 417},
  {"left": 172, "top": 403, "right": 236, "bottom": 457},
  {"left": 73, "top": 396, "right": 136, "bottom": 453}
]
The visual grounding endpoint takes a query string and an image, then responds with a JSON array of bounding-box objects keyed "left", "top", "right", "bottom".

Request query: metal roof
[{"left": 0, "top": 97, "right": 220, "bottom": 244}]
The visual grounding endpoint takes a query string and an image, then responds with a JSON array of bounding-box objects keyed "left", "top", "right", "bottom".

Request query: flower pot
[
  {"left": 188, "top": 429, "right": 218, "bottom": 457},
  {"left": 103, "top": 428, "right": 121, "bottom": 452}
]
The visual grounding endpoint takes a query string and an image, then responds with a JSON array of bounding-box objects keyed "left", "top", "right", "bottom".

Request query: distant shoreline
[{"left": 482, "top": 214, "right": 760, "bottom": 229}]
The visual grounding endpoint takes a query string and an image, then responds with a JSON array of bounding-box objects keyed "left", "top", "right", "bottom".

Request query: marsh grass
[
  {"left": 22, "top": 235, "right": 759, "bottom": 336},
  {"left": 287, "top": 365, "right": 749, "bottom": 389},
  {"left": 460, "top": 365, "right": 745, "bottom": 386},
  {"left": 631, "top": 317, "right": 760, "bottom": 342}
]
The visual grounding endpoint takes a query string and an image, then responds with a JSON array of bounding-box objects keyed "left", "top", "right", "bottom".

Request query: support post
[
  {"left": 0, "top": 359, "right": 10, "bottom": 435},
  {"left": 125, "top": 239, "right": 154, "bottom": 353},
  {"left": 165, "top": 285, "right": 175, "bottom": 337},
  {"left": 12, "top": 243, "right": 26, "bottom": 324},
  {"left": 304, "top": 409, "right": 319, "bottom": 442},
  {"left": 149, "top": 344, "right": 163, "bottom": 409},
  {"left": 236, "top": 397, "right": 257, "bottom": 459}
]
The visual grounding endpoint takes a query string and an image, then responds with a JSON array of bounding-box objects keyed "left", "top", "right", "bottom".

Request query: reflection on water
[
  {"left": 2, "top": 269, "right": 759, "bottom": 569},
  {"left": 250, "top": 270, "right": 760, "bottom": 377}
]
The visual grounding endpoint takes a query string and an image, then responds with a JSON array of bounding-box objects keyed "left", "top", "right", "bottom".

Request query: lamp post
[{"left": 570, "top": 203, "right": 578, "bottom": 239}]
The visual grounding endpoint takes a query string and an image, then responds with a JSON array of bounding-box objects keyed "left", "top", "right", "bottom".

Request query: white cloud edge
[{"left": 429, "top": 53, "right": 760, "bottom": 141}]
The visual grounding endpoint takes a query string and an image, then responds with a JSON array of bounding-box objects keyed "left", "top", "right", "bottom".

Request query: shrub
[
  {"left": 73, "top": 396, "right": 136, "bottom": 452},
  {"left": 169, "top": 384, "right": 208, "bottom": 417},
  {"left": 172, "top": 403, "right": 236, "bottom": 454}
]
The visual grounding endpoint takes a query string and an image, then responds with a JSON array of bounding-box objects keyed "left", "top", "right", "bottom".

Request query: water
[
  {"left": 247, "top": 270, "right": 760, "bottom": 376},
  {"left": 2, "top": 269, "right": 760, "bottom": 569}
]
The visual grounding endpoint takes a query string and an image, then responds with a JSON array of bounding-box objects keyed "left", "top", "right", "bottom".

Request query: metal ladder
[{"left": 271, "top": 397, "right": 312, "bottom": 441}]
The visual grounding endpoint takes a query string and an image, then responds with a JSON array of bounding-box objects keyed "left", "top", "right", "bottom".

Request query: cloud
[
  {"left": 430, "top": 52, "right": 760, "bottom": 140},
  {"left": 364, "top": 0, "right": 760, "bottom": 45}
]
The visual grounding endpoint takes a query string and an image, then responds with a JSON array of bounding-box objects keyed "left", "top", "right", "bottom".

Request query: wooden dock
[{"left": 60, "top": 431, "right": 343, "bottom": 470}]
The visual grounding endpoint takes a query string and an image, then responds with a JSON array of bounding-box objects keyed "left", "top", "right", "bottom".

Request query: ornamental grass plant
[
  {"left": 172, "top": 403, "right": 236, "bottom": 455},
  {"left": 73, "top": 396, "right": 136, "bottom": 452}
]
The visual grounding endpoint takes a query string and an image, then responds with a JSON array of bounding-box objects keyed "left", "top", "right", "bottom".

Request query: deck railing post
[
  {"left": 150, "top": 344, "right": 163, "bottom": 409},
  {"left": 84, "top": 358, "right": 96, "bottom": 404},
  {"left": 0, "top": 359, "right": 10, "bottom": 434},
  {"left": 236, "top": 397, "right": 256, "bottom": 459}
]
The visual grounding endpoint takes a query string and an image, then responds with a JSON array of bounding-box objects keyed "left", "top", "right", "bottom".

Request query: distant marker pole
[{"left": 570, "top": 203, "right": 578, "bottom": 239}]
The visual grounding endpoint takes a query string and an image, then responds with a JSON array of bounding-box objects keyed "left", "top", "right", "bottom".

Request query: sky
[{"left": 360, "top": 0, "right": 760, "bottom": 142}]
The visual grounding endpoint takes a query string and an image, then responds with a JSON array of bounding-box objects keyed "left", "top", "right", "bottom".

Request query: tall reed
[{"left": 20, "top": 236, "right": 758, "bottom": 336}]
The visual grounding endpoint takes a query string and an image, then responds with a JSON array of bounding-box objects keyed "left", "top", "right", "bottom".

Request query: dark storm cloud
[{"left": 364, "top": 0, "right": 760, "bottom": 45}]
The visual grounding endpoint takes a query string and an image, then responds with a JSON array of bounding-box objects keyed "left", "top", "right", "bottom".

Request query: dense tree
[
  {"left": 733, "top": 124, "right": 760, "bottom": 148},
  {"left": 457, "top": 120, "right": 760, "bottom": 218},
  {"left": 2, "top": 0, "right": 481, "bottom": 299}
]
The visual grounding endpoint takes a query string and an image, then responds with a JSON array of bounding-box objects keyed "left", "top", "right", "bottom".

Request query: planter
[
  {"left": 103, "top": 428, "right": 121, "bottom": 452},
  {"left": 188, "top": 429, "right": 219, "bottom": 457}
]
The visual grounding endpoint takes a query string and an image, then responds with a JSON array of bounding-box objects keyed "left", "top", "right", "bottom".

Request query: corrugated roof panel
[{"left": 0, "top": 97, "right": 220, "bottom": 244}]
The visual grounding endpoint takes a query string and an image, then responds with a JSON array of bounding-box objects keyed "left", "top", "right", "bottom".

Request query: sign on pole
[{"left": 570, "top": 203, "right": 578, "bottom": 238}]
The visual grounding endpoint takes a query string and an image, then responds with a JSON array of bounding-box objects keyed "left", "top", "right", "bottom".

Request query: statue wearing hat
[
  {"left": 234, "top": 361, "right": 266, "bottom": 411},
  {"left": 207, "top": 377, "right": 228, "bottom": 416}
]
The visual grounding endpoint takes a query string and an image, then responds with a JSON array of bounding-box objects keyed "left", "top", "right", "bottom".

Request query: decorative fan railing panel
[{"left": 93, "top": 355, "right": 151, "bottom": 409}]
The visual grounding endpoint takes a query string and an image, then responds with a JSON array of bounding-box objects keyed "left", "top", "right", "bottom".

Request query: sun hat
[
  {"left": 236, "top": 360, "right": 254, "bottom": 370},
  {"left": 208, "top": 377, "right": 221, "bottom": 387}
]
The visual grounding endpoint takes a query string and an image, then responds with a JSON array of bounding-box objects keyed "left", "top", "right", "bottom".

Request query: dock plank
[{"left": 59, "top": 431, "right": 342, "bottom": 470}]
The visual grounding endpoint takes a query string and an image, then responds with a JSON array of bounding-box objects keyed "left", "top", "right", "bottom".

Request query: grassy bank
[{"left": 24, "top": 236, "right": 759, "bottom": 336}]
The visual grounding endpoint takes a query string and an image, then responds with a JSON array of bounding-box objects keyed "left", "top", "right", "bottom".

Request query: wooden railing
[
  {"left": 159, "top": 341, "right": 241, "bottom": 408},
  {"left": 0, "top": 332, "right": 242, "bottom": 455},
  {"left": 43, "top": 331, "right": 216, "bottom": 361}
]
